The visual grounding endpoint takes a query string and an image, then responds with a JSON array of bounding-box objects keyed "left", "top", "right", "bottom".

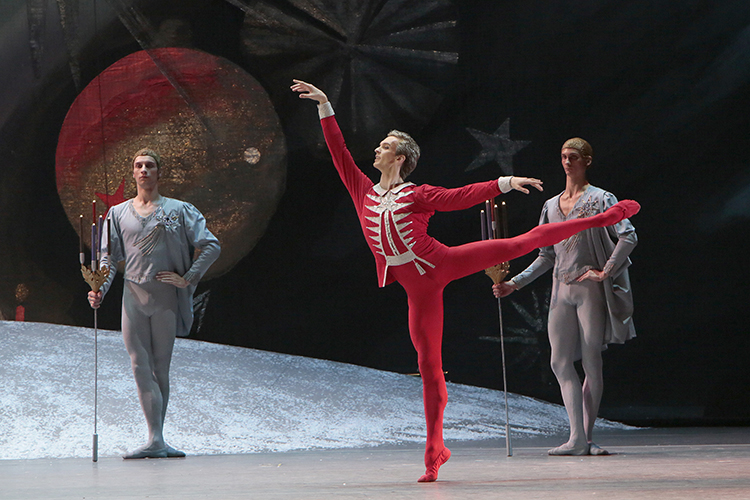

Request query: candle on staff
[
  {"left": 493, "top": 203, "right": 501, "bottom": 239},
  {"left": 92, "top": 199, "right": 97, "bottom": 225},
  {"left": 97, "top": 215, "right": 103, "bottom": 263},
  {"left": 106, "top": 215, "right": 112, "bottom": 260},
  {"left": 484, "top": 199, "right": 494, "bottom": 240},
  {"left": 79, "top": 215, "right": 85, "bottom": 265},
  {"left": 500, "top": 201, "right": 509, "bottom": 239},
  {"left": 90, "top": 223, "right": 97, "bottom": 269},
  {"left": 480, "top": 210, "right": 487, "bottom": 241}
]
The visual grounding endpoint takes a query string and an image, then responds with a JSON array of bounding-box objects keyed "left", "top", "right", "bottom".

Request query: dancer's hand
[
  {"left": 510, "top": 176, "right": 544, "bottom": 194},
  {"left": 577, "top": 269, "right": 608, "bottom": 282},
  {"left": 291, "top": 79, "right": 328, "bottom": 104},
  {"left": 492, "top": 281, "right": 518, "bottom": 298},
  {"left": 156, "top": 271, "right": 190, "bottom": 288},
  {"left": 88, "top": 290, "right": 102, "bottom": 309}
]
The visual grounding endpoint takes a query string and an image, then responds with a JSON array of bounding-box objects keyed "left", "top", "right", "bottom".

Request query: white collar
[{"left": 373, "top": 182, "right": 415, "bottom": 196}]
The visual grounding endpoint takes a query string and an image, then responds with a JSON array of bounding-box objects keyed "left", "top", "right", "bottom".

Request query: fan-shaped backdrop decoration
[
  {"left": 236, "top": 0, "right": 458, "bottom": 157},
  {"left": 55, "top": 48, "right": 287, "bottom": 279}
]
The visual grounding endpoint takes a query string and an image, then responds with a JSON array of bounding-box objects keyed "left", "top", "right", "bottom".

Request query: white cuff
[
  {"left": 318, "top": 101, "right": 334, "bottom": 119},
  {"left": 498, "top": 176, "right": 513, "bottom": 194}
]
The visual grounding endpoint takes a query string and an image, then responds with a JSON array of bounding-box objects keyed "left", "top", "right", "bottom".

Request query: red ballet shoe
[
  {"left": 417, "top": 447, "right": 451, "bottom": 483},
  {"left": 597, "top": 200, "right": 640, "bottom": 227},
  {"left": 612, "top": 200, "right": 640, "bottom": 219}
]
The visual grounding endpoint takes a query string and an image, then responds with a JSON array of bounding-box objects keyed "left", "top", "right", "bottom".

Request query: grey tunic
[
  {"left": 512, "top": 185, "right": 637, "bottom": 345},
  {"left": 99, "top": 197, "right": 221, "bottom": 337}
]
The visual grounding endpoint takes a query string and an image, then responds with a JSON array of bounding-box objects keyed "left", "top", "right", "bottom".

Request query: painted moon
[{"left": 55, "top": 48, "right": 286, "bottom": 279}]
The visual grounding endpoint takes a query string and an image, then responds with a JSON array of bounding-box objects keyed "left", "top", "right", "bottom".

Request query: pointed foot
[
  {"left": 594, "top": 200, "right": 640, "bottom": 227},
  {"left": 418, "top": 447, "right": 451, "bottom": 483},
  {"left": 612, "top": 200, "right": 640, "bottom": 219}
]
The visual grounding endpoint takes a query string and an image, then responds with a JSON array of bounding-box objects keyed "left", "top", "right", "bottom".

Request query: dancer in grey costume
[
  {"left": 88, "top": 148, "right": 220, "bottom": 459},
  {"left": 493, "top": 138, "right": 637, "bottom": 456}
]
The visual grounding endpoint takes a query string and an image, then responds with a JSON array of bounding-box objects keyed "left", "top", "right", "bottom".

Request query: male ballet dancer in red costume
[{"left": 291, "top": 80, "right": 640, "bottom": 482}]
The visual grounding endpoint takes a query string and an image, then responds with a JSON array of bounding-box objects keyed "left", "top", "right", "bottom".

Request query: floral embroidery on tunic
[
  {"left": 560, "top": 196, "right": 599, "bottom": 253},
  {"left": 155, "top": 209, "right": 180, "bottom": 232},
  {"left": 133, "top": 206, "right": 181, "bottom": 256}
]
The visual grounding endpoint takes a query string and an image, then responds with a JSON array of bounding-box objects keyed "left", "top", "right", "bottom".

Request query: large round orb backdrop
[{"left": 55, "top": 48, "right": 287, "bottom": 279}]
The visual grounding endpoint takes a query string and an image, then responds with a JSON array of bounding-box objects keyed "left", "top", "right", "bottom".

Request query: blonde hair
[
  {"left": 562, "top": 138, "right": 593, "bottom": 160},
  {"left": 388, "top": 130, "right": 420, "bottom": 180},
  {"left": 133, "top": 148, "right": 162, "bottom": 169}
]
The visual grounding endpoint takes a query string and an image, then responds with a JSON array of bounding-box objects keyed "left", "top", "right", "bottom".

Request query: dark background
[{"left": 1, "top": 0, "right": 749, "bottom": 425}]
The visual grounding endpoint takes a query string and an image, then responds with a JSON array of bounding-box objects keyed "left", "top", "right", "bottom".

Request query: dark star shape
[{"left": 465, "top": 119, "right": 531, "bottom": 175}]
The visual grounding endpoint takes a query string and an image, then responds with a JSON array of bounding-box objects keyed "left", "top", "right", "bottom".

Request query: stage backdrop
[{"left": 0, "top": 0, "right": 748, "bottom": 425}]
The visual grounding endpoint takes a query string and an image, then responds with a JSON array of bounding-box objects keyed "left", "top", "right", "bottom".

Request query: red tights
[{"left": 389, "top": 201, "right": 636, "bottom": 478}]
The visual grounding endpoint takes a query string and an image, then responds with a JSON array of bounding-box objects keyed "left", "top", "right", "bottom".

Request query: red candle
[{"left": 92, "top": 199, "right": 97, "bottom": 225}]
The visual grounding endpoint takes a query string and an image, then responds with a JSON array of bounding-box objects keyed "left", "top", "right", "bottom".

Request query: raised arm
[
  {"left": 290, "top": 79, "right": 328, "bottom": 105},
  {"left": 291, "top": 79, "right": 374, "bottom": 206}
]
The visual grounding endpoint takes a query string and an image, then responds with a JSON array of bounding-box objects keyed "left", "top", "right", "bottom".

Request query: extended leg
[
  {"left": 439, "top": 200, "right": 640, "bottom": 281},
  {"left": 498, "top": 200, "right": 639, "bottom": 263}
]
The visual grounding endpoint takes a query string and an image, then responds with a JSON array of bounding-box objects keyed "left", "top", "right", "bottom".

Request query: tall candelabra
[
  {"left": 481, "top": 199, "right": 512, "bottom": 457},
  {"left": 79, "top": 204, "right": 110, "bottom": 462}
]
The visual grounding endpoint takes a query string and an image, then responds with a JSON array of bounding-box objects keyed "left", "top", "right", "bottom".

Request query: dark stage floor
[{"left": 3, "top": 427, "right": 750, "bottom": 499}]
